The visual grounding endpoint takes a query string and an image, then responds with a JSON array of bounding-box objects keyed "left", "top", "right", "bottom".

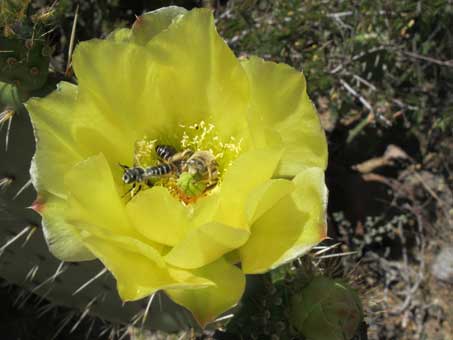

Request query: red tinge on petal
[
  {"left": 319, "top": 223, "right": 328, "bottom": 240},
  {"left": 131, "top": 15, "right": 143, "bottom": 31},
  {"left": 31, "top": 196, "right": 45, "bottom": 213}
]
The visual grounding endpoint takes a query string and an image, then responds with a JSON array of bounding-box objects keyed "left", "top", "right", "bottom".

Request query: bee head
[
  {"left": 119, "top": 164, "right": 134, "bottom": 184},
  {"left": 122, "top": 171, "right": 133, "bottom": 184}
]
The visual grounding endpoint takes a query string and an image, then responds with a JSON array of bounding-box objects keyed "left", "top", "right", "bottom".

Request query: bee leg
[
  {"left": 204, "top": 178, "right": 218, "bottom": 191},
  {"left": 122, "top": 182, "right": 144, "bottom": 202},
  {"left": 123, "top": 184, "right": 143, "bottom": 203},
  {"left": 146, "top": 180, "right": 154, "bottom": 188},
  {"left": 133, "top": 184, "right": 143, "bottom": 196},
  {"left": 122, "top": 184, "right": 135, "bottom": 199},
  {"left": 205, "top": 183, "right": 216, "bottom": 191}
]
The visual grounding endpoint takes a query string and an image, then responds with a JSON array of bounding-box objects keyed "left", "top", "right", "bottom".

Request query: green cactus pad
[{"left": 0, "top": 36, "right": 50, "bottom": 92}]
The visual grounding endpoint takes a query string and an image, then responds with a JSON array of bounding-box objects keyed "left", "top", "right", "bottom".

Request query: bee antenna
[{"left": 119, "top": 163, "right": 129, "bottom": 169}]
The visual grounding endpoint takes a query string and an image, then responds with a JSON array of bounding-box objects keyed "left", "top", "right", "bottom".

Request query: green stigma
[{"left": 176, "top": 172, "right": 206, "bottom": 197}]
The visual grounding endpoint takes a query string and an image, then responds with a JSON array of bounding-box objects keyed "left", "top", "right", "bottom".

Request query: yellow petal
[
  {"left": 145, "top": 8, "right": 250, "bottom": 138},
  {"left": 242, "top": 57, "right": 328, "bottom": 177},
  {"left": 64, "top": 153, "right": 133, "bottom": 235},
  {"left": 272, "top": 167, "right": 328, "bottom": 267},
  {"left": 81, "top": 233, "right": 213, "bottom": 301},
  {"left": 26, "top": 82, "right": 83, "bottom": 198},
  {"left": 240, "top": 167, "right": 328, "bottom": 273},
  {"left": 245, "top": 178, "right": 295, "bottom": 224},
  {"left": 71, "top": 40, "right": 156, "bottom": 164},
  {"left": 214, "top": 148, "right": 282, "bottom": 228},
  {"left": 131, "top": 6, "right": 188, "bottom": 45},
  {"left": 165, "top": 258, "right": 245, "bottom": 327},
  {"left": 77, "top": 223, "right": 165, "bottom": 263},
  {"left": 164, "top": 222, "right": 250, "bottom": 269},
  {"left": 106, "top": 28, "right": 131, "bottom": 42},
  {"left": 126, "top": 186, "right": 189, "bottom": 246},
  {"left": 239, "top": 195, "right": 307, "bottom": 274},
  {"left": 26, "top": 83, "right": 97, "bottom": 261},
  {"left": 107, "top": 7, "right": 187, "bottom": 45},
  {"left": 39, "top": 196, "right": 95, "bottom": 261},
  {"left": 190, "top": 192, "right": 220, "bottom": 227}
]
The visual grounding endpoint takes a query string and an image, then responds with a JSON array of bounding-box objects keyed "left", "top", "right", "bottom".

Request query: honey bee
[{"left": 183, "top": 150, "right": 219, "bottom": 189}]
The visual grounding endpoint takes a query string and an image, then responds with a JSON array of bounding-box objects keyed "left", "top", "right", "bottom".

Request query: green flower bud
[{"left": 290, "top": 276, "right": 363, "bottom": 340}]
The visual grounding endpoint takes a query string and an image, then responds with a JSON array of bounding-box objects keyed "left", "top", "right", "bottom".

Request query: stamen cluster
[{"left": 128, "top": 121, "right": 243, "bottom": 204}]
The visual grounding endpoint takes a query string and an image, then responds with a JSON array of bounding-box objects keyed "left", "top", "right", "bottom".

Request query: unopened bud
[{"left": 290, "top": 276, "right": 363, "bottom": 340}]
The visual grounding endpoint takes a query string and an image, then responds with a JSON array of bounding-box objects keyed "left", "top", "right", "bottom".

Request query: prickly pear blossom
[{"left": 26, "top": 7, "right": 328, "bottom": 326}]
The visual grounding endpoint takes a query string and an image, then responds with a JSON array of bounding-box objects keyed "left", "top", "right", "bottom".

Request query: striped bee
[
  {"left": 121, "top": 145, "right": 219, "bottom": 199},
  {"left": 120, "top": 145, "right": 193, "bottom": 198},
  {"left": 120, "top": 165, "right": 146, "bottom": 185},
  {"left": 151, "top": 145, "right": 193, "bottom": 177},
  {"left": 155, "top": 144, "right": 177, "bottom": 161}
]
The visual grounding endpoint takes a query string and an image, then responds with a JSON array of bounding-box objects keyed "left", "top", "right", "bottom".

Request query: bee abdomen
[
  {"left": 122, "top": 166, "right": 145, "bottom": 184},
  {"left": 144, "top": 163, "right": 172, "bottom": 177},
  {"left": 156, "top": 145, "right": 176, "bottom": 161}
]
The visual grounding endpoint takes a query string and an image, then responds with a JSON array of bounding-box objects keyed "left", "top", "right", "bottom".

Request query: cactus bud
[{"left": 290, "top": 276, "right": 363, "bottom": 340}]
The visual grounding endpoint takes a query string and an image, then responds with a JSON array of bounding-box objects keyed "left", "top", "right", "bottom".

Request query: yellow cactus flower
[{"left": 26, "top": 6, "right": 328, "bottom": 326}]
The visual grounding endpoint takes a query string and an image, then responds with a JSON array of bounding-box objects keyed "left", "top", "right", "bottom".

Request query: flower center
[{"left": 124, "top": 120, "right": 242, "bottom": 204}]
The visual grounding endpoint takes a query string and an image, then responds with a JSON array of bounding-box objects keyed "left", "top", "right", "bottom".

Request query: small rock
[{"left": 432, "top": 247, "right": 453, "bottom": 283}]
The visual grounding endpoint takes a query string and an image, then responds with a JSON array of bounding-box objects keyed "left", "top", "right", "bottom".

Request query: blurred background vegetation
[{"left": 1, "top": 0, "right": 452, "bottom": 339}]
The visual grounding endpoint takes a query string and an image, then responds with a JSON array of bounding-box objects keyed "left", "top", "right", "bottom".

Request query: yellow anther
[{"left": 133, "top": 137, "right": 157, "bottom": 167}]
